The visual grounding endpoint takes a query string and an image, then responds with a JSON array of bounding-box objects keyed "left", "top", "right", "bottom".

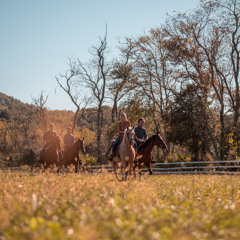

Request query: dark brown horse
[
  {"left": 60, "top": 138, "right": 86, "bottom": 173},
  {"left": 39, "top": 135, "right": 61, "bottom": 169},
  {"left": 133, "top": 132, "right": 167, "bottom": 176}
]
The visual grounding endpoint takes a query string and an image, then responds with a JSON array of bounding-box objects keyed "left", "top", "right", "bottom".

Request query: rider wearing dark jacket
[
  {"left": 64, "top": 127, "right": 75, "bottom": 151},
  {"left": 43, "top": 128, "right": 58, "bottom": 146},
  {"left": 134, "top": 118, "right": 147, "bottom": 149},
  {"left": 40, "top": 124, "right": 59, "bottom": 161}
]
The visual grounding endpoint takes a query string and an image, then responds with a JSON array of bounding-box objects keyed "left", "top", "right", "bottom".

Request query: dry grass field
[{"left": 0, "top": 171, "right": 240, "bottom": 240}]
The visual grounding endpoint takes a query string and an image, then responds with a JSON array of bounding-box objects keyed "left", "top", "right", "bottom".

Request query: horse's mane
[
  {"left": 72, "top": 138, "right": 82, "bottom": 148},
  {"left": 123, "top": 127, "right": 133, "bottom": 141},
  {"left": 138, "top": 135, "right": 154, "bottom": 151},
  {"left": 73, "top": 139, "right": 78, "bottom": 145},
  {"left": 123, "top": 128, "right": 128, "bottom": 141}
]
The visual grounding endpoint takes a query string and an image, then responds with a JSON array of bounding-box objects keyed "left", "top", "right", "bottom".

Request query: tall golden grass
[{"left": 0, "top": 171, "right": 240, "bottom": 239}]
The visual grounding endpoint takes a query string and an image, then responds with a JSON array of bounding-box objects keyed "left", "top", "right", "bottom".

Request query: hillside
[
  {"left": 0, "top": 92, "right": 34, "bottom": 109},
  {"left": 0, "top": 91, "right": 112, "bottom": 130}
]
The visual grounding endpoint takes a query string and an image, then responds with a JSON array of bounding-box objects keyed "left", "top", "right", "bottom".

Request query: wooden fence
[
  {"left": 84, "top": 160, "right": 240, "bottom": 175},
  {"left": 0, "top": 160, "right": 240, "bottom": 174}
]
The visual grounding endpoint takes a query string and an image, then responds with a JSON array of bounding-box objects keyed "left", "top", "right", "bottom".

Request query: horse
[
  {"left": 39, "top": 135, "right": 61, "bottom": 170},
  {"left": 113, "top": 126, "right": 135, "bottom": 180},
  {"left": 59, "top": 138, "right": 86, "bottom": 173},
  {"left": 133, "top": 132, "right": 167, "bottom": 176}
]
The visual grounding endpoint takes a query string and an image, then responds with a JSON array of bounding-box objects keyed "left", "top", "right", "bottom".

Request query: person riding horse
[
  {"left": 134, "top": 118, "right": 157, "bottom": 163},
  {"left": 108, "top": 113, "right": 131, "bottom": 161},
  {"left": 40, "top": 124, "right": 60, "bottom": 162},
  {"left": 134, "top": 118, "right": 148, "bottom": 149},
  {"left": 64, "top": 127, "right": 75, "bottom": 151}
]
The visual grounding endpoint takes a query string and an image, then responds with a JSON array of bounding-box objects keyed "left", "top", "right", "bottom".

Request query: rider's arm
[
  {"left": 135, "top": 136, "right": 144, "bottom": 142},
  {"left": 144, "top": 129, "right": 148, "bottom": 140}
]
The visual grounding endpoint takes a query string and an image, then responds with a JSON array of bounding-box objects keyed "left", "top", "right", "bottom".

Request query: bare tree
[
  {"left": 32, "top": 91, "right": 48, "bottom": 134},
  {"left": 76, "top": 29, "right": 112, "bottom": 163},
  {"left": 117, "top": 31, "right": 176, "bottom": 139},
  {"left": 56, "top": 59, "right": 91, "bottom": 133},
  {"left": 215, "top": 0, "right": 240, "bottom": 147},
  {"left": 110, "top": 52, "right": 133, "bottom": 123}
]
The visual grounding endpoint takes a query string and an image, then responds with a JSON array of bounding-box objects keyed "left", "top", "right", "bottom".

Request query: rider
[
  {"left": 40, "top": 124, "right": 59, "bottom": 161},
  {"left": 64, "top": 127, "right": 75, "bottom": 152},
  {"left": 134, "top": 118, "right": 148, "bottom": 149},
  {"left": 108, "top": 112, "right": 131, "bottom": 161}
]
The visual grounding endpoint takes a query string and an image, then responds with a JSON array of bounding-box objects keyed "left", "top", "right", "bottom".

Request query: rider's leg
[
  {"left": 40, "top": 144, "right": 47, "bottom": 162},
  {"left": 108, "top": 136, "right": 120, "bottom": 161},
  {"left": 134, "top": 141, "right": 138, "bottom": 152},
  {"left": 133, "top": 141, "right": 140, "bottom": 163}
]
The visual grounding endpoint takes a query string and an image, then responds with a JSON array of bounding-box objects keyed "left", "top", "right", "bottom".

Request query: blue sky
[{"left": 0, "top": 0, "right": 200, "bottom": 110}]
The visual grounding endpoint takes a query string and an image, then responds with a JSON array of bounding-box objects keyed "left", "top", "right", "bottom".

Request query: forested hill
[
  {"left": 0, "top": 91, "right": 112, "bottom": 129},
  {"left": 0, "top": 92, "right": 35, "bottom": 120},
  {"left": 0, "top": 91, "right": 113, "bottom": 142},
  {"left": 0, "top": 92, "right": 33, "bottom": 109}
]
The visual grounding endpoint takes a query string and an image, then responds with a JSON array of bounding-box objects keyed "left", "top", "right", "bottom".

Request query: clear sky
[{"left": 0, "top": 0, "right": 200, "bottom": 111}]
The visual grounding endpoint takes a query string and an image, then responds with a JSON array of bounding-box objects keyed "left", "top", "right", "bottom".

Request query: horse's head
[
  {"left": 125, "top": 126, "right": 135, "bottom": 146},
  {"left": 155, "top": 132, "right": 167, "bottom": 149},
  {"left": 76, "top": 137, "right": 86, "bottom": 154}
]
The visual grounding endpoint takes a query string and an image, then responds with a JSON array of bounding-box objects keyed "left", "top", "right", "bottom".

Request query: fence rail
[
  {"left": 84, "top": 160, "right": 240, "bottom": 175},
  {"left": 0, "top": 160, "right": 240, "bottom": 175}
]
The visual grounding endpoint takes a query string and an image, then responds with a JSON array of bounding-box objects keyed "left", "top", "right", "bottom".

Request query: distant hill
[
  {"left": 0, "top": 92, "right": 33, "bottom": 109},
  {"left": 0, "top": 91, "right": 113, "bottom": 131}
]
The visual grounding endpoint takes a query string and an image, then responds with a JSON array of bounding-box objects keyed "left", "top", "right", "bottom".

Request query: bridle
[
  {"left": 76, "top": 139, "right": 86, "bottom": 154},
  {"left": 126, "top": 129, "right": 135, "bottom": 146}
]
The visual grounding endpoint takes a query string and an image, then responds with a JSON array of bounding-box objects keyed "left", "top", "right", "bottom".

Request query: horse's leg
[
  {"left": 124, "top": 163, "right": 128, "bottom": 181},
  {"left": 133, "top": 161, "right": 137, "bottom": 179},
  {"left": 121, "top": 160, "right": 126, "bottom": 180},
  {"left": 58, "top": 160, "right": 63, "bottom": 173},
  {"left": 138, "top": 162, "right": 142, "bottom": 180},
  {"left": 113, "top": 161, "right": 118, "bottom": 179},
  {"left": 129, "top": 161, "right": 133, "bottom": 177},
  {"left": 58, "top": 150, "right": 64, "bottom": 173},
  {"left": 146, "top": 162, "right": 153, "bottom": 175},
  {"left": 44, "top": 162, "right": 50, "bottom": 172},
  {"left": 121, "top": 160, "right": 128, "bottom": 181},
  {"left": 75, "top": 161, "right": 78, "bottom": 173},
  {"left": 43, "top": 160, "right": 48, "bottom": 172},
  {"left": 78, "top": 155, "right": 82, "bottom": 172}
]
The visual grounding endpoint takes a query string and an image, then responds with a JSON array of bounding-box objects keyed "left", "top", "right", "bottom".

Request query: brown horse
[
  {"left": 134, "top": 132, "right": 167, "bottom": 176},
  {"left": 39, "top": 135, "right": 61, "bottom": 169},
  {"left": 113, "top": 126, "right": 135, "bottom": 180},
  {"left": 59, "top": 138, "right": 86, "bottom": 173}
]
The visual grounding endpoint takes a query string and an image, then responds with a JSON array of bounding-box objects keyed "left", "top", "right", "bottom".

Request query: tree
[
  {"left": 165, "top": 84, "right": 216, "bottom": 160},
  {"left": 75, "top": 28, "right": 112, "bottom": 164},
  {"left": 213, "top": 0, "right": 240, "bottom": 151},
  {"left": 115, "top": 30, "right": 177, "bottom": 153},
  {"left": 110, "top": 61, "right": 132, "bottom": 123},
  {"left": 109, "top": 39, "right": 138, "bottom": 123},
  {"left": 56, "top": 60, "right": 91, "bottom": 133},
  {"left": 162, "top": 1, "right": 238, "bottom": 159},
  {"left": 32, "top": 91, "right": 48, "bottom": 134}
]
